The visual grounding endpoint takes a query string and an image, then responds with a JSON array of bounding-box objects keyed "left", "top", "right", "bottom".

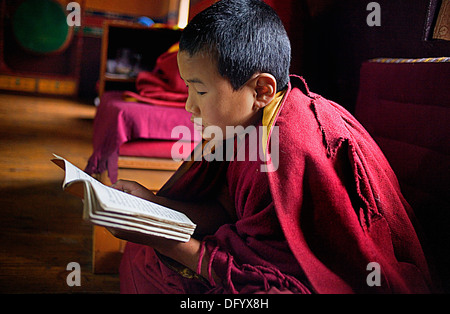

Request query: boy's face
[{"left": 178, "top": 51, "right": 260, "bottom": 140}]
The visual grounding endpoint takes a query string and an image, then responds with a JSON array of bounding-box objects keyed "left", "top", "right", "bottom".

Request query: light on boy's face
[{"left": 177, "top": 51, "right": 260, "bottom": 141}]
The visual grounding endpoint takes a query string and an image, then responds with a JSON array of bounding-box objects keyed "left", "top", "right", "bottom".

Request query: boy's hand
[
  {"left": 107, "top": 226, "right": 205, "bottom": 279},
  {"left": 109, "top": 180, "right": 205, "bottom": 276},
  {"left": 109, "top": 179, "right": 221, "bottom": 281},
  {"left": 111, "top": 179, "right": 156, "bottom": 202}
]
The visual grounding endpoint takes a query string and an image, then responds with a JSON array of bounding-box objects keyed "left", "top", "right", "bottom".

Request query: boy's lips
[{"left": 191, "top": 117, "right": 205, "bottom": 130}]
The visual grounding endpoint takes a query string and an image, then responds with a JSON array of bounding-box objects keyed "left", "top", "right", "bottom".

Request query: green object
[{"left": 12, "top": 0, "right": 71, "bottom": 54}]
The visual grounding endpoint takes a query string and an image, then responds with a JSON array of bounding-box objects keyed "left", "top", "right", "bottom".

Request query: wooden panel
[
  {"left": 92, "top": 226, "right": 126, "bottom": 274},
  {"left": 37, "top": 79, "right": 77, "bottom": 95},
  {"left": 0, "top": 75, "right": 78, "bottom": 96},
  {"left": 118, "top": 156, "right": 182, "bottom": 171},
  {"left": 0, "top": 75, "right": 36, "bottom": 92},
  {"left": 433, "top": 0, "right": 450, "bottom": 41}
]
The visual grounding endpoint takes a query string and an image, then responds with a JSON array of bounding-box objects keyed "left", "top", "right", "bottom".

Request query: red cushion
[
  {"left": 355, "top": 60, "right": 450, "bottom": 205},
  {"left": 119, "top": 140, "right": 198, "bottom": 160}
]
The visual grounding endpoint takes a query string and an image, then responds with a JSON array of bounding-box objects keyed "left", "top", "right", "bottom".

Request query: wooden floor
[{"left": 0, "top": 92, "right": 120, "bottom": 293}]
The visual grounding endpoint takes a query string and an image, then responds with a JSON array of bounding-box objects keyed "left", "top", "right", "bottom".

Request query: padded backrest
[
  {"left": 354, "top": 58, "right": 450, "bottom": 290},
  {"left": 355, "top": 58, "right": 450, "bottom": 210}
]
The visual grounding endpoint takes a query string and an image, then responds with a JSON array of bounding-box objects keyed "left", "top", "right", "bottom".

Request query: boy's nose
[{"left": 185, "top": 96, "right": 198, "bottom": 115}]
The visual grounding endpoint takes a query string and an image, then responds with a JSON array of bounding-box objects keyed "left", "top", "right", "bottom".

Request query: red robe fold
[
  {"left": 119, "top": 76, "right": 434, "bottom": 294},
  {"left": 123, "top": 48, "right": 188, "bottom": 108}
]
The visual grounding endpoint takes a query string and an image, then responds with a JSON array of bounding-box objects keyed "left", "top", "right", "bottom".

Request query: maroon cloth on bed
[
  {"left": 85, "top": 91, "right": 201, "bottom": 183},
  {"left": 123, "top": 50, "right": 188, "bottom": 108},
  {"left": 120, "top": 76, "right": 434, "bottom": 294}
]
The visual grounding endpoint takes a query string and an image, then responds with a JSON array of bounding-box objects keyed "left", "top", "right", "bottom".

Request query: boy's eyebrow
[
  {"left": 179, "top": 74, "right": 206, "bottom": 85},
  {"left": 186, "top": 78, "right": 205, "bottom": 84}
]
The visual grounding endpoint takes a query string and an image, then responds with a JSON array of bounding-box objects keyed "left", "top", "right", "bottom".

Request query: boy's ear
[{"left": 253, "top": 73, "right": 277, "bottom": 110}]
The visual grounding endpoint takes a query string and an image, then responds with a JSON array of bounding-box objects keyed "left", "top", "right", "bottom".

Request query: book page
[
  {"left": 52, "top": 154, "right": 101, "bottom": 199},
  {"left": 89, "top": 218, "right": 190, "bottom": 242},
  {"left": 53, "top": 154, "right": 195, "bottom": 229},
  {"left": 91, "top": 181, "right": 195, "bottom": 228},
  {"left": 52, "top": 154, "right": 98, "bottom": 187},
  {"left": 64, "top": 160, "right": 99, "bottom": 187}
]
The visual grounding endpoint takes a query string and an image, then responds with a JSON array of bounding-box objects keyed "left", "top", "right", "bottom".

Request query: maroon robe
[{"left": 119, "top": 76, "right": 434, "bottom": 294}]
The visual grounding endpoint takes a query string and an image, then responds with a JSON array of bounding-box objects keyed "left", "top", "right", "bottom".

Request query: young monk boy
[{"left": 111, "top": 0, "right": 434, "bottom": 294}]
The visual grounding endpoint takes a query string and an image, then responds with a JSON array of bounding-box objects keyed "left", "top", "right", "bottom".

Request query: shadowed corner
[{"left": 0, "top": 181, "right": 120, "bottom": 293}]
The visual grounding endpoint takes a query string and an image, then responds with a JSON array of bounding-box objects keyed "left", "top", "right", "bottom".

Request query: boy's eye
[{"left": 185, "top": 84, "right": 206, "bottom": 96}]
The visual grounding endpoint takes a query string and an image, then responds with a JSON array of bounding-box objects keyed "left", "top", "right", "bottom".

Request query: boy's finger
[{"left": 111, "top": 180, "right": 127, "bottom": 190}]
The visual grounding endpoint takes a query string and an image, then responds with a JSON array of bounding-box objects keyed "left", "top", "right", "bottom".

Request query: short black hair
[{"left": 179, "top": 0, "right": 291, "bottom": 92}]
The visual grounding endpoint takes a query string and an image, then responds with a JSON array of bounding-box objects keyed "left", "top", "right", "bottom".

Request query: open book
[{"left": 52, "top": 154, "right": 196, "bottom": 242}]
